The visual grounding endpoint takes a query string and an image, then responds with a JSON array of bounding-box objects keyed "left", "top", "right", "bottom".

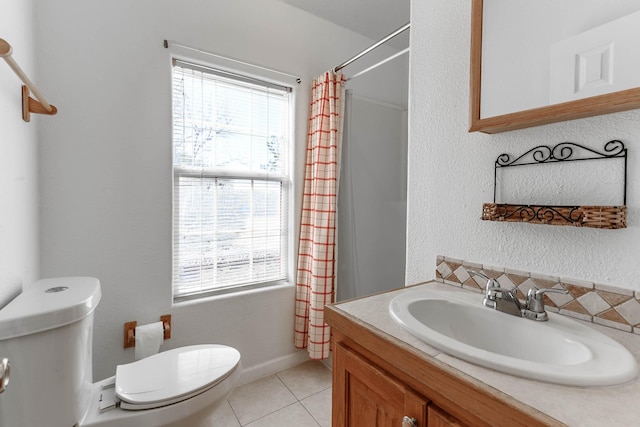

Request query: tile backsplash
[{"left": 435, "top": 255, "right": 640, "bottom": 335}]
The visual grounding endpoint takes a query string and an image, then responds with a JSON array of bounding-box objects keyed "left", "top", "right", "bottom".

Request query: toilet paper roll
[{"left": 134, "top": 321, "right": 164, "bottom": 361}]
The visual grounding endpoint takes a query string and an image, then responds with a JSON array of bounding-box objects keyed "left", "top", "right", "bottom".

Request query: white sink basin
[{"left": 389, "top": 288, "right": 639, "bottom": 386}]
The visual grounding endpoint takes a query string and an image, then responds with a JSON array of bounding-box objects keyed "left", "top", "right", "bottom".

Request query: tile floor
[{"left": 198, "top": 360, "right": 332, "bottom": 426}]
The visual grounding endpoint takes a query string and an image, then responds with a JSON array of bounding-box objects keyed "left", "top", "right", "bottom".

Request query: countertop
[{"left": 331, "top": 281, "right": 640, "bottom": 426}]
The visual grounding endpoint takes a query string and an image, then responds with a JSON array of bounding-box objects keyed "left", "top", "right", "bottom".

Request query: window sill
[{"left": 172, "top": 280, "right": 294, "bottom": 308}]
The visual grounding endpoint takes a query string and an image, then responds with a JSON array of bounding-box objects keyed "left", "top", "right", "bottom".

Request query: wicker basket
[{"left": 482, "top": 203, "right": 626, "bottom": 229}]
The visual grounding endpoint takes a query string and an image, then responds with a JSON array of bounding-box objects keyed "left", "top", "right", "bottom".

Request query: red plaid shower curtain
[{"left": 294, "top": 71, "right": 346, "bottom": 359}]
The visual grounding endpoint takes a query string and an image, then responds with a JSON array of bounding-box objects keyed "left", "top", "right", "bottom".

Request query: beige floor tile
[
  {"left": 228, "top": 375, "right": 297, "bottom": 425},
  {"left": 177, "top": 399, "right": 241, "bottom": 427},
  {"left": 244, "top": 402, "right": 320, "bottom": 427},
  {"left": 301, "top": 388, "right": 332, "bottom": 427},
  {"left": 276, "top": 360, "right": 332, "bottom": 400}
]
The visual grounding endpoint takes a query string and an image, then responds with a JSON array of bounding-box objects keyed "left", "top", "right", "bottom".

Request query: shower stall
[{"left": 336, "top": 36, "right": 409, "bottom": 302}]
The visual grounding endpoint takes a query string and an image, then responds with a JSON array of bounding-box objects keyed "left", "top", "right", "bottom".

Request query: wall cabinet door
[{"left": 333, "top": 342, "right": 428, "bottom": 427}]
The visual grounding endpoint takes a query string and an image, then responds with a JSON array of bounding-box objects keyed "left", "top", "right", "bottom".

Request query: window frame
[{"left": 170, "top": 52, "right": 296, "bottom": 302}]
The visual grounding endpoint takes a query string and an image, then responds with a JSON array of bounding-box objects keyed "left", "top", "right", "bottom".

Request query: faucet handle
[
  {"left": 469, "top": 270, "right": 517, "bottom": 310},
  {"left": 525, "top": 287, "right": 568, "bottom": 314},
  {"left": 468, "top": 270, "right": 499, "bottom": 290},
  {"left": 527, "top": 286, "right": 568, "bottom": 298},
  {"left": 468, "top": 270, "right": 510, "bottom": 294}
]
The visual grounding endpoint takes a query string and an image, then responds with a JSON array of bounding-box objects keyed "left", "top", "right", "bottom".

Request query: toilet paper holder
[{"left": 123, "top": 315, "right": 171, "bottom": 349}]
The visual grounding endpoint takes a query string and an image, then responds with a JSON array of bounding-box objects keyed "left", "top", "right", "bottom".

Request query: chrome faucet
[{"left": 468, "top": 271, "right": 567, "bottom": 321}]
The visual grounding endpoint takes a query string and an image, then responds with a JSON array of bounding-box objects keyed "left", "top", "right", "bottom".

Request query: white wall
[
  {"left": 32, "top": 0, "right": 405, "bottom": 381},
  {"left": 408, "top": 1, "right": 640, "bottom": 290},
  {"left": 0, "top": 1, "right": 39, "bottom": 308}
]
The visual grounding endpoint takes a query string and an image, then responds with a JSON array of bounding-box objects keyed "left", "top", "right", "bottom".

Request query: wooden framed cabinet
[
  {"left": 333, "top": 342, "right": 428, "bottom": 426},
  {"left": 326, "top": 303, "right": 560, "bottom": 427},
  {"left": 333, "top": 339, "right": 467, "bottom": 427}
]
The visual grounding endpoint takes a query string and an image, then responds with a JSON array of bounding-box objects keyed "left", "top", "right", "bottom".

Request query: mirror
[{"left": 469, "top": 0, "right": 640, "bottom": 134}]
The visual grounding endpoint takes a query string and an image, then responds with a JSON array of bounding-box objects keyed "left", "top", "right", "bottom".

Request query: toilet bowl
[
  {"left": 81, "top": 344, "right": 242, "bottom": 427},
  {"left": 0, "top": 277, "right": 241, "bottom": 427}
]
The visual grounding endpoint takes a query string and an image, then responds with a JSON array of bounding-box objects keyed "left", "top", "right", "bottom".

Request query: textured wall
[
  {"left": 0, "top": 0, "right": 39, "bottom": 308},
  {"left": 33, "top": 0, "right": 405, "bottom": 381},
  {"left": 408, "top": 0, "right": 640, "bottom": 290}
]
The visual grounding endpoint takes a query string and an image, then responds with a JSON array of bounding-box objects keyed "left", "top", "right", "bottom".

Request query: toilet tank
[{"left": 0, "top": 277, "right": 101, "bottom": 427}]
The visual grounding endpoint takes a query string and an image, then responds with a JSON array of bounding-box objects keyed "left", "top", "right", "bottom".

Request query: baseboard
[
  {"left": 237, "top": 350, "right": 312, "bottom": 386},
  {"left": 322, "top": 353, "right": 332, "bottom": 370}
]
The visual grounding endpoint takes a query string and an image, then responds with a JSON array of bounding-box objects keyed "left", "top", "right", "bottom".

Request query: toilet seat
[{"left": 115, "top": 344, "right": 241, "bottom": 411}]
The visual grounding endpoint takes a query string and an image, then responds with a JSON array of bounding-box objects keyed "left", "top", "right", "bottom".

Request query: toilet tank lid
[{"left": 0, "top": 277, "right": 101, "bottom": 340}]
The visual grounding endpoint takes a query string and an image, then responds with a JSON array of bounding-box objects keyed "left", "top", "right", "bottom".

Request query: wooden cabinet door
[
  {"left": 333, "top": 342, "right": 428, "bottom": 427},
  {"left": 428, "top": 405, "right": 467, "bottom": 427}
]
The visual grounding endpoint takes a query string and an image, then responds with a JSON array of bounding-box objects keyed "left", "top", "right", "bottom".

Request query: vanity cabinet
[
  {"left": 326, "top": 301, "right": 560, "bottom": 427},
  {"left": 333, "top": 341, "right": 429, "bottom": 426},
  {"left": 333, "top": 339, "right": 466, "bottom": 427}
]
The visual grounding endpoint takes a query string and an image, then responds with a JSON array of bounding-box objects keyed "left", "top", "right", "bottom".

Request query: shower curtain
[{"left": 294, "top": 70, "right": 346, "bottom": 359}]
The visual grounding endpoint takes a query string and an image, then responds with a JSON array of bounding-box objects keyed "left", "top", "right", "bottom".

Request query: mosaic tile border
[{"left": 436, "top": 255, "right": 640, "bottom": 334}]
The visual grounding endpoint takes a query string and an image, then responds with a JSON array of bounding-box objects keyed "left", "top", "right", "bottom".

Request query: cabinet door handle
[
  {"left": 402, "top": 416, "right": 418, "bottom": 427},
  {"left": 0, "top": 358, "right": 9, "bottom": 394}
]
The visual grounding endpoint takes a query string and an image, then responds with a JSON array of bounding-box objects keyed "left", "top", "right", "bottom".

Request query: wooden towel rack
[{"left": 0, "top": 38, "right": 57, "bottom": 122}]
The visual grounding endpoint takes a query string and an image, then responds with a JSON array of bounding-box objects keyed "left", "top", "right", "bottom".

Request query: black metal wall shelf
[{"left": 481, "top": 140, "right": 627, "bottom": 229}]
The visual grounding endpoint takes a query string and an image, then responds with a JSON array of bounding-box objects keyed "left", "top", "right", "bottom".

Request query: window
[{"left": 171, "top": 59, "right": 292, "bottom": 301}]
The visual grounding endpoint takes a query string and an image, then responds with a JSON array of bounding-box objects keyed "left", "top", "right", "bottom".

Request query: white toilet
[{"left": 0, "top": 277, "right": 242, "bottom": 427}]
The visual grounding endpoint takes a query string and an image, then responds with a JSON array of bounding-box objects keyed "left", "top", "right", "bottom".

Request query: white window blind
[{"left": 172, "top": 59, "right": 291, "bottom": 301}]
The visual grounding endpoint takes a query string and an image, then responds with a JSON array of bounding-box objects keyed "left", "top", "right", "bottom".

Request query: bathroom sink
[{"left": 389, "top": 288, "right": 639, "bottom": 386}]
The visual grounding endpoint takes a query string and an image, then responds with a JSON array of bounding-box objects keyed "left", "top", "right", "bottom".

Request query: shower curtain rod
[
  {"left": 347, "top": 47, "right": 409, "bottom": 81},
  {"left": 334, "top": 22, "right": 410, "bottom": 72}
]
